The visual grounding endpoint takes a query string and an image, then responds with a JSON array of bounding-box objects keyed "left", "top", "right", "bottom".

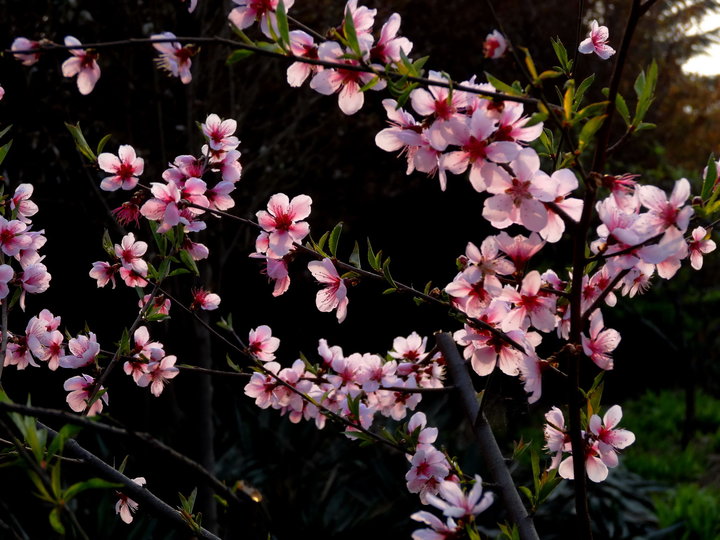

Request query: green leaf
[
  {"left": 578, "top": 115, "right": 607, "bottom": 151},
  {"left": 518, "top": 485, "right": 534, "bottom": 503},
  {"left": 343, "top": 7, "right": 362, "bottom": 57},
  {"left": 226, "top": 49, "right": 255, "bottom": 64},
  {"left": 315, "top": 231, "right": 329, "bottom": 254},
  {"left": 349, "top": 241, "right": 361, "bottom": 269},
  {"left": 701, "top": 153, "right": 717, "bottom": 200},
  {"left": 615, "top": 92, "right": 631, "bottom": 126},
  {"left": 574, "top": 74, "right": 595, "bottom": 108},
  {"left": 484, "top": 72, "right": 523, "bottom": 97},
  {"left": 519, "top": 46, "right": 539, "bottom": 81},
  {"left": 328, "top": 222, "right": 343, "bottom": 257},
  {"left": 0, "top": 140, "right": 13, "bottom": 167},
  {"left": 573, "top": 101, "right": 608, "bottom": 124},
  {"left": 275, "top": 0, "right": 291, "bottom": 49},
  {"left": 226, "top": 354, "right": 243, "bottom": 373},
  {"left": 96, "top": 134, "right": 112, "bottom": 155},
  {"left": 49, "top": 507, "right": 65, "bottom": 535},
  {"left": 64, "top": 478, "right": 122, "bottom": 501},
  {"left": 168, "top": 268, "right": 191, "bottom": 277},
  {"left": 359, "top": 76, "right": 382, "bottom": 92},
  {"left": 101, "top": 229, "right": 115, "bottom": 258},
  {"left": 381, "top": 258, "right": 397, "bottom": 288},
  {"left": 0, "top": 124, "right": 13, "bottom": 141},
  {"left": 562, "top": 81, "right": 575, "bottom": 122},
  {"left": 65, "top": 122, "right": 97, "bottom": 162},
  {"left": 118, "top": 327, "right": 131, "bottom": 356},
  {"left": 367, "top": 238, "right": 381, "bottom": 271},
  {"left": 550, "top": 37, "right": 571, "bottom": 73},
  {"left": 179, "top": 249, "right": 200, "bottom": 276}
]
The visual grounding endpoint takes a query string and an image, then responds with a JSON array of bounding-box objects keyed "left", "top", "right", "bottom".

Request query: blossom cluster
[{"left": 544, "top": 405, "right": 635, "bottom": 482}]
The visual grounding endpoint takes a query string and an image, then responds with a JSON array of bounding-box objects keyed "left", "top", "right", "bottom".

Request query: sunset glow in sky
[{"left": 682, "top": 12, "right": 720, "bottom": 76}]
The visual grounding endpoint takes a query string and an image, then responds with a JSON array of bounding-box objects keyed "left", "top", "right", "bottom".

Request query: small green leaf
[
  {"left": 49, "top": 507, "right": 65, "bottom": 535},
  {"left": 343, "top": 7, "right": 362, "bottom": 57},
  {"left": 226, "top": 49, "right": 255, "bottom": 64},
  {"left": 701, "top": 154, "right": 717, "bottom": 200},
  {"left": 226, "top": 354, "right": 243, "bottom": 373},
  {"left": 349, "top": 241, "right": 361, "bottom": 269},
  {"left": 0, "top": 140, "right": 12, "bottom": 167},
  {"left": 484, "top": 72, "right": 523, "bottom": 97},
  {"left": 550, "top": 37, "right": 571, "bottom": 73},
  {"left": 578, "top": 115, "right": 607, "bottom": 151},
  {"left": 328, "top": 222, "right": 343, "bottom": 257},
  {"left": 573, "top": 101, "right": 608, "bottom": 124},
  {"left": 64, "top": 478, "right": 122, "bottom": 501},
  {"left": 574, "top": 74, "right": 595, "bottom": 108},
  {"left": 96, "top": 134, "right": 112, "bottom": 155},
  {"left": 65, "top": 122, "right": 97, "bottom": 162},
  {"left": 0, "top": 124, "right": 13, "bottom": 141},
  {"left": 315, "top": 231, "right": 329, "bottom": 254},
  {"left": 101, "top": 229, "right": 115, "bottom": 258},
  {"left": 381, "top": 258, "right": 397, "bottom": 288},
  {"left": 367, "top": 238, "right": 381, "bottom": 271},
  {"left": 179, "top": 249, "right": 200, "bottom": 276},
  {"left": 275, "top": 0, "right": 291, "bottom": 49}
]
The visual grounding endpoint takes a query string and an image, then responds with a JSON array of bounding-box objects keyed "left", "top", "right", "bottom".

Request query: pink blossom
[
  {"left": 589, "top": 405, "right": 636, "bottom": 462},
  {"left": 152, "top": 32, "right": 194, "bottom": 84},
  {"left": 0, "top": 217, "right": 33, "bottom": 256},
  {"left": 410, "top": 510, "right": 459, "bottom": 540},
  {"left": 310, "top": 42, "right": 386, "bottom": 116},
  {"left": 688, "top": 226, "right": 716, "bottom": 270},
  {"left": 244, "top": 361, "right": 282, "bottom": 409},
  {"left": 0, "top": 264, "right": 14, "bottom": 300},
  {"left": 636, "top": 178, "right": 693, "bottom": 236},
  {"left": 116, "top": 477, "right": 146, "bottom": 524},
  {"left": 578, "top": 20, "right": 616, "bottom": 60},
  {"left": 425, "top": 475, "right": 493, "bottom": 518},
  {"left": 308, "top": 258, "right": 348, "bottom": 322},
  {"left": 248, "top": 325, "right": 280, "bottom": 362},
  {"left": 409, "top": 71, "right": 466, "bottom": 151},
  {"left": 256, "top": 193, "right": 312, "bottom": 257},
  {"left": 406, "top": 447, "right": 451, "bottom": 502},
  {"left": 89, "top": 261, "right": 118, "bottom": 288},
  {"left": 64, "top": 374, "right": 108, "bottom": 416},
  {"left": 19, "top": 263, "right": 51, "bottom": 309},
  {"left": 11, "top": 37, "right": 41, "bottom": 66},
  {"left": 581, "top": 311, "right": 620, "bottom": 370},
  {"left": 119, "top": 267, "right": 148, "bottom": 288},
  {"left": 11, "top": 184, "right": 39, "bottom": 223},
  {"left": 287, "top": 31, "right": 320, "bottom": 87},
  {"left": 544, "top": 406, "right": 570, "bottom": 471},
  {"left": 389, "top": 332, "right": 428, "bottom": 362},
  {"left": 190, "top": 288, "right": 221, "bottom": 311},
  {"left": 59, "top": 332, "right": 100, "bottom": 369},
  {"left": 97, "top": 145, "right": 144, "bottom": 191},
  {"left": 228, "top": 0, "right": 295, "bottom": 38},
  {"left": 138, "top": 355, "right": 179, "bottom": 397},
  {"left": 115, "top": 233, "right": 148, "bottom": 274},
  {"left": 501, "top": 270, "right": 557, "bottom": 333},
  {"left": 558, "top": 440, "right": 609, "bottom": 483},
  {"left": 202, "top": 114, "right": 239, "bottom": 152},
  {"left": 483, "top": 30, "right": 508, "bottom": 59},
  {"left": 61, "top": 36, "right": 101, "bottom": 95},
  {"left": 445, "top": 266, "right": 502, "bottom": 318},
  {"left": 370, "top": 13, "right": 413, "bottom": 64},
  {"left": 495, "top": 231, "right": 545, "bottom": 269},
  {"left": 140, "top": 181, "right": 183, "bottom": 233},
  {"left": 407, "top": 412, "right": 438, "bottom": 451}
]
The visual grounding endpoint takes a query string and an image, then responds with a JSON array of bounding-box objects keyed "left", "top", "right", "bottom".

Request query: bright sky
[{"left": 682, "top": 12, "right": 720, "bottom": 76}]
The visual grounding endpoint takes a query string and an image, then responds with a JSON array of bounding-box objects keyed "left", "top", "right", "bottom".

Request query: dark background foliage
[{"left": 1, "top": 0, "right": 719, "bottom": 538}]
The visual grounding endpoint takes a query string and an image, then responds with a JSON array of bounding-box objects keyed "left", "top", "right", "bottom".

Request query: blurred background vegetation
[{"left": 1, "top": 0, "right": 720, "bottom": 538}]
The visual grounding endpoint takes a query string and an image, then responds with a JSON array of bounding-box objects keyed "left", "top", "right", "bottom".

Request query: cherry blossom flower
[
  {"left": 64, "top": 374, "right": 108, "bottom": 416},
  {"left": 425, "top": 475, "right": 493, "bottom": 518},
  {"left": 138, "top": 355, "right": 179, "bottom": 397},
  {"left": 581, "top": 310, "right": 620, "bottom": 370},
  {"left": 19, "top": 263, "right": 51, "bottom": 309},
  {"left": 406, "top": 446, "right": 451, "bottom": 501},
  {"left": 248, "top": 325, "right": 280, "bottom": 362},
  {"left": 544, "top": 406, "right": 570, "bottom": 470},
  {"left": 578, "top": 20, "right": 616, "bottom": 60},
  {"left": 483, "top": 30, "right": 508, "bottom": 59},
  {"left": 0, "top": 264, "right": 13, "bottom": 300},
  {"left": 0, "top": 85, "right": 3, "bottom": 101},
  {"left": 140, "top": 181, "right": 183, "bottom": 233},
  {"left": 115, "top": 233, "right": 148, "bottom": 274},
  {"left": 407, "top": 412, "right": 438, "bottom": 452},
  {"left": 151, "top": 32, "right": 194, "bottom": 84},
  {"left": 61, "top": 36, "right": 101, "bottom": 95},
  {"left": 97, "top": 146, "right": 144, "bottom": 191},
  {"left": 89, "top": 261, "right": 118, "bottom": 288},
  {"left": 287, "top": 31, "right": 320, "bottom": 87},
  {"left": 190, "top": 288, "right": 221, "bottom": 311},
  {"left": 308, "top": 258, "right": 349, "bottom": 322},
  {"left": 495, "top": 231, "right": 545, "bottom": 269},
  {"left": 0, "top": 217, "right": 33, "bottom": 257},
  {"left": 310, "top": 42, "right": 386, "bottom": 115},
  {"left": 139, "top": 294, "right": 171, "bottom": 317},
  {"left": 688, "top": 226, "right": 716, "bottom": 270},
  {"left": 409, "top": 71, "right": 466, "bottom": 151},
  {"left": 228, "top": 0, "right": 295, "bottom": 38},
  {"left": 589, "top": 405, "right": 636, "bottom": 463},
  {"left": 256, "top": 193, "right": 312, "bottom": 257},
  {"left": 410, "top": 511, "right": 459, "bottom": 540},
  {"left": 116, "top": 477, "right": 146, "bottom": 524},
  {"left": 370, "top": 13, "right": 413, "bottom": 64},
  {"left": 389, "top": 332, "right": 428, "bottom": 362},
  {"left": 11, "top": 184, "right": 39, "bottom": 223},
  {"left": 59, "top": 332, "right": 100, "bottom": 369},
  {"left": 500, "top": 270, "right": 557, "bottom": 333},
  {"left": 11, "top": 37, "right": 41, "bottom": 66},
  {"left": 558, "top": 439, "right": 609, "bottom": 483},
  {"left": 636, "top": 178, "right": 693, "bottom": 236},
  {"left": 202, "top": 114, "right": 239, "bottom": 152}
]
